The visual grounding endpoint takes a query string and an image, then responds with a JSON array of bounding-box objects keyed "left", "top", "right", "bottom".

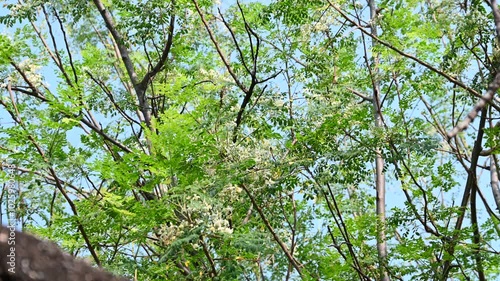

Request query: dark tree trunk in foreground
[{"left": 0, "top": 226, "right": 129, "bottom": 281}]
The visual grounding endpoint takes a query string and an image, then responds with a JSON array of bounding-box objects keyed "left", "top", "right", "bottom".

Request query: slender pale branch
[{"left": 447, "top": 72, "right": 500, "bottom": 138}]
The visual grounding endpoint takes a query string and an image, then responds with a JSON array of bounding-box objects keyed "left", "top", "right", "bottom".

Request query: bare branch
[
  {"left": 328, "top": 2, "right": 500, "bottom": 113},
  {"left": 139, "top": 10, "right": 176, "bottom": 88},
  {"left": 240, "top": 183, "right": 306, "bottom": 278},
  {"left": 447, "top": 72, "right": 500, "bottom": 138},
  {"left": 92, "top": 0, "right": 152, "bottom": 129},
  {"left": 200, "top": 235, "right": 217, "bottom": 277},
  {"left": 192, "top": 0, "right": 248, "bottom": 92},
  {"left": 41, "top": 5, "right": 74, "bottom": 87},
  {"left": 491, "top": 0, "right": 500, "bottom": 43},
  {"left": 86, "top": 70, "right": 141, "bottom": 126},
  {"left": 491, "top": 154, "right": 500, "bottom": 212},
  {"left": 442, "top": 107, "right": 488, "bottom": 279},
  {"left": 347, "top": 87, "right": 373, "bottom": 102},
  {"left": 52, "top": 6, "right": 78, "bottom": 84}
]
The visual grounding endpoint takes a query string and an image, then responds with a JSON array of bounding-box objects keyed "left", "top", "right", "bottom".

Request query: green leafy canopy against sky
[{"left": 1, "top": 0, "right": 500, "bottom": 280}]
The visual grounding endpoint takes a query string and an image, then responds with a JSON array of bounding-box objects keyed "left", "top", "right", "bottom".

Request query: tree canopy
[{"left": 1, "top": 0, "right": 500, "bottom": 280}]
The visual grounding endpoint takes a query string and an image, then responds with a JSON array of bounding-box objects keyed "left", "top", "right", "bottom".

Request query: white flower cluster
[
  {"left": 18, "top": 59, "right": 43, "bottom": 87},
  {"left": 223, "top": 140, "right": 274, "bottom": 164},
  {"left": 300, "top": 24, "right": 314, "bottom": 38},
  {"left": 157, "top": 221, "right": 187, "bottom": 246},
  {"left": 199, "top": 68, "right": 232, "bottom": 84},
  {"left": 219, "top": 184, "right": 243, "bottom": 201},
  {"left": 8, "top": 4, "right": 23, "bottom": 16},
  {"left": 207, "top": 211, "right": 233, "bottom": 234},
  {"left": 157, "top": 195, "right": 233, "bottom": 246},
  {"left": 300, "top": 10, "right": 337, "bottom": 35},
  {"left": 216, "top": 140, "right": 278, "bottom": 193}
]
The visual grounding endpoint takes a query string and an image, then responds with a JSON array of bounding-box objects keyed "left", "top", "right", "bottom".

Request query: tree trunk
[{"left": 368, "top": 0, "right": 390, "bottom": 280}]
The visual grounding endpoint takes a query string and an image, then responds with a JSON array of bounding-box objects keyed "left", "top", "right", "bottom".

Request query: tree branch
[
  {"left": 192, "top": 0, "right": 248, "bottom": 92},
  {"left": 328, "top": 2, "right": 500, "bottom": 113},
  {"left": 447, "top": 72, "right": 500, "bottom": 138},
  {"left": 92, "top": 0, "right": 152, "bottom": 129},
  {"left": 138, "top": 8, "right": 176, "bottom": 89},
  {"left": 240, "top": 184, "right": 305, "bottom": 278}
]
